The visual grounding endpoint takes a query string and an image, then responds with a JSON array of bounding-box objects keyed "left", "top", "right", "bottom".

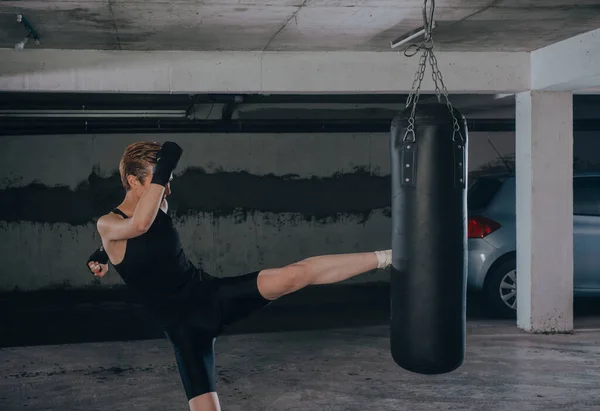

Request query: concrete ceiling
[{"left": 1, "top": 0, "right": 599, "bottom": 52}]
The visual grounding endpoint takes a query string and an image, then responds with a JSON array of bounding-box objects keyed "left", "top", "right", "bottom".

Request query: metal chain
[
  {"left": 423, "top": 0, "right": 435, "bottom": 42},
  {"left": 403, "top": 48, "right": 428, "bottom": 143},
  {"left": 404, "top": 48, "right": 428, "bottom": 112},
  {"left": 401, "top": 0, "right": 464, "bottom": 144},
  {"left": 428, "top": 50, "right": 463, "bottom": 142}
]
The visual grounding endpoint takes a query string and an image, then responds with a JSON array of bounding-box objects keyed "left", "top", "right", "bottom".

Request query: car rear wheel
[{"left": 483, "top": 258, "right": 517, "bottom": 318}]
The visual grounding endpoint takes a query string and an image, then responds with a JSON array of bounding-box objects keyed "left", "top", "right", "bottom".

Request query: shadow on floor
[{"left": 2, "top": 283, "right": 600, "bottom": 348}]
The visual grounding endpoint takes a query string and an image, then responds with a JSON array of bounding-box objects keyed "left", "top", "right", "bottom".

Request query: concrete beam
[
  {"left": 532, "top": 29, "right": 600, "bottom": 92},
  {"left": 0, "top": 49, "right": 530, "bottom": 94}
]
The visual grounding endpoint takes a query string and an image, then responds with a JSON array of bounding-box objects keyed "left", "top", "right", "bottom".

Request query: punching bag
[{"left": 390, "top": 103, "right": 468, "bottom": 375}]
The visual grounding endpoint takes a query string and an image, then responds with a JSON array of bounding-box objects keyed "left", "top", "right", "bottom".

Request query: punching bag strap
[
  {"left": 401, "top": 140, "right": 417, "bottom": 187},
  {"left": 453, "top": 120, "right": 466, "bottom": 189},
  {"left": 447, "top": 114, "right": 468, "bottom": 189},
  {"left": 453, "top": 140, "right": 465, "bottom": 189},
  {"left": 401, "top": 111, "right": 418, "bottom": 187}
]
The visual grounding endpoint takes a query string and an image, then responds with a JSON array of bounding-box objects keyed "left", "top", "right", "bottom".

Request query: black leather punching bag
[{"left": 390, "top": 103, "right": 468, "bottom": 375}]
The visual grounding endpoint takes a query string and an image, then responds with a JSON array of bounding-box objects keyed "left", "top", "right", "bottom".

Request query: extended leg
[{"left": 257, "top": 250, "right": 391, "bottom": 301}]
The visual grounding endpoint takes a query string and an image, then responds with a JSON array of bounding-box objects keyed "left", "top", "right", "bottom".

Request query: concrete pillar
[{"left": 515, "top": 91, "right": 573, "bottom": 333}]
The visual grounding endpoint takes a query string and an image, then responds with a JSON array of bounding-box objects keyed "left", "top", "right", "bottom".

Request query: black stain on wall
[
  {"left": 0, "top": 167, "right": 391, "bottom": 225},
  {"left": 169, "top": 167, "right": 390, "bottom": 222},
  {"left": 0, "top": 171, "right": 124, "bottom": 225}
]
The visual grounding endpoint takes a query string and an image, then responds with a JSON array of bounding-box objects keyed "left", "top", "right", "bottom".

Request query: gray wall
[{"left": 0, "top": 130, "right": 528, "bottom": 292}]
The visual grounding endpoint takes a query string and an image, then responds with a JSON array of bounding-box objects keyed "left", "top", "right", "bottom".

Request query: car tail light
[{"left": 468, "top": 216, "right": 501, "bottom": 239}]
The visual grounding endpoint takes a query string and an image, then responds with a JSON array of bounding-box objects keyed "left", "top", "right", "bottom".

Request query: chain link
[
  {"left": 401, "top": 0, "right": 464, "bottom": 144},
  {"left": 403, "top": 48, "right": 428, "bottom": 143},
  {"left": 428, "top": 50, "right": 463, "bottom": 142},
  {"left": 429, "top": 50, "right": 465, "bottom": 143},
  {"left": 423, "top": 0, "right": 435, "bottom": 42}
]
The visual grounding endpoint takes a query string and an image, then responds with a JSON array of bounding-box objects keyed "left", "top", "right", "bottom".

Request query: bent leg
[
  {"left": 164, "top": 325, "right": 219, "bottom": 408},
  {"left": 257, "top": 250, "right": 391, "bottom": 301}
]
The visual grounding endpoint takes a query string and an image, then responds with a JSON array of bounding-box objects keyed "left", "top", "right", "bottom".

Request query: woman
[{"left": 87, "top": 141, "right": 392, "bottom": 411}]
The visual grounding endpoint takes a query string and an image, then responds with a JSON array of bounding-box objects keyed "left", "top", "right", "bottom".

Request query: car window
[
  {"left": 574, "top": 177, "right": 600, "bottom": 216},
  {"left": 467, "top": 177, "right": 504, "bottom": 210}
]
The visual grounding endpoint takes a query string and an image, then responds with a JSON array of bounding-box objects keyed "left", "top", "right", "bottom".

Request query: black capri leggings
[{"left": 164, "top": 271, "right": 271, "bottom": 400}]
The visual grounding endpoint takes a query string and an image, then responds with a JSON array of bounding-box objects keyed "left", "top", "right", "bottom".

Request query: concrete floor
[{"left": 3, "top": 285, "right": 600, "bottom": 410}]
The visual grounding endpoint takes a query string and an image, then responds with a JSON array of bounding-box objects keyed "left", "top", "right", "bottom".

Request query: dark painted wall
[
  {"left": 0, "top": 133, "right": 396, "bottom": 291},
  {"left": 6, "top": 130, "right": 598, "bottom": 291}
]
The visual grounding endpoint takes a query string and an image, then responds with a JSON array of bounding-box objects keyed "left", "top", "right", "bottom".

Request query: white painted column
[{"left": 515, "top": 91, "right": 573, "bottom": 333}]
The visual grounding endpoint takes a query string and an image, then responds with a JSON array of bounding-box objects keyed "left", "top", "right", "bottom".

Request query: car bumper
[{"left": 467, "top": 238, "right": 501, "bottom": 291}]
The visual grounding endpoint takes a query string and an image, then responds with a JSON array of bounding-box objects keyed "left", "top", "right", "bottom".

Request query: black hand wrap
[
  {"left": 151, "top": 141, "right": 183, "bottom": 186},
  {"left": 87, "top": 246, "right": 109, "bottom": 269}
]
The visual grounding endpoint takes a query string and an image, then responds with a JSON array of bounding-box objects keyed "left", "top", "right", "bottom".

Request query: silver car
[{"left": 467, "top": 171, "right": 600, "bottom": 317}]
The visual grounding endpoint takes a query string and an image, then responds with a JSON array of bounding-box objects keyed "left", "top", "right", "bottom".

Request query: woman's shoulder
[
  {"left": 99, "top": 209, "right": 125, "bottom": 220},
  {"left": 97, "top": 209, "right": 127, "bottom": 230}
]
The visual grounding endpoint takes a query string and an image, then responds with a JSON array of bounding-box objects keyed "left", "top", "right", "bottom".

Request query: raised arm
[
  {"left": 97, "top": 184, "right": 165, "bottom": 240},
  {"left": 98, "top": 141, "right": 182, "bottom": 242}
]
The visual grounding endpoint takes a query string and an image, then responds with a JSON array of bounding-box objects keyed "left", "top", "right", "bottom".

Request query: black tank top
[{"left": 111, "top": 208, "right": 208, "bottom": 326}]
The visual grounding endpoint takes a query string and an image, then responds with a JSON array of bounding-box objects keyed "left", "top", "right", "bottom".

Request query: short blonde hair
[{"left": 119, "top": 141, "right": 161, "bottom": 190}]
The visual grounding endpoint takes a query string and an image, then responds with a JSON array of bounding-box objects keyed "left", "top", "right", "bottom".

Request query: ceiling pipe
[
  {"left": 15, "top": 14, "right": 40, "bottom": 51},
  {"left": 0, "top": 110, "right": 188, "bottom": 118},
  {"left": 0, "top": 118, "right": 539, "bottom": 136},
  {"left": 390, "top": 21, "right": 436, "bottom": 49}
]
